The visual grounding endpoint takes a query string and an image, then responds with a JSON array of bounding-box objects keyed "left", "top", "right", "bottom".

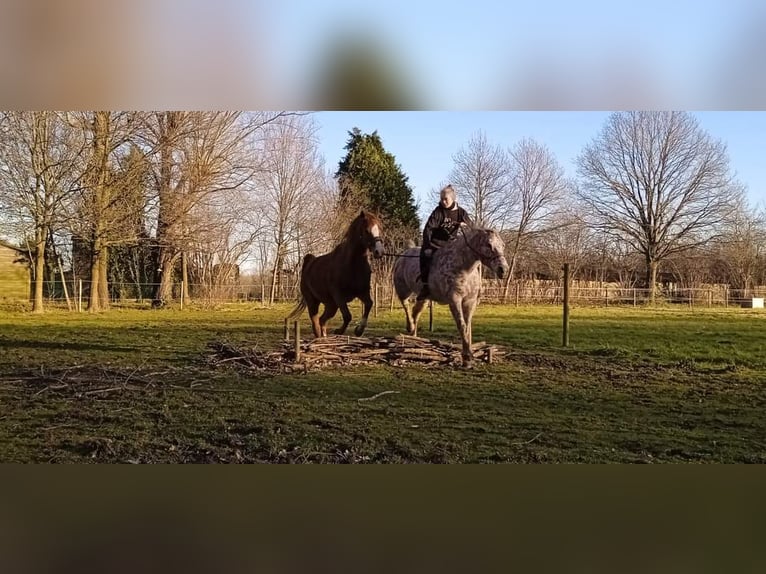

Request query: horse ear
[{"left": 359, "top": 209, "right": 366, "bottom": 217}]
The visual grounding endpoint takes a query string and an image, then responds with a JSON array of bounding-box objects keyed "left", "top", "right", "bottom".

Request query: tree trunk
[
  {"left": 269, "top": 261, "right": 280, "bottom": 306},
  {"left": 646, "top": 257, "right": 659, "bottom": 303},
  {"left": 32, "top": 230, "right": 46, "bottom": 313},
  {"left": 181, "top": 251, "right": 190, "bottom": 301},
  {"left": 152, "top": 248, "right": 177, "bottom": 306},
  {"left": 98, "top": 245, "right": 110, "bottom": 309},
  {"left": 88, "top": 242, "right": 101, "bottom": 312},
  {"left": 502, "top": 238, "right": 521, "bottom": 303}
]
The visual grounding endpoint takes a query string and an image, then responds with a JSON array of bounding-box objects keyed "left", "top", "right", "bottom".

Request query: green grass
[{"left": 0, "top": 303, "right": 764, "bottom": 463}]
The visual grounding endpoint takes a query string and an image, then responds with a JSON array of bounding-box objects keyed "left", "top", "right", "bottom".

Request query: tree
[
  {"left": 71, "top": 112, "right": 145, "bottom": 311},
  {"left": 336, "top": 128, "right": 420, "bottom": 243},
  {"left": 576, "top": 112, "right": 741, "bottom": 301},
  {"left": 139, "top": 111, "right": 287, "bottom": 306},
  {"left": 448, "top": 131, "right": 510, "bottom": 229},
  {"left": 0, "top": 112, "right": 85, "bottom": 312},
  {"left": 713, "top": 202, "right": 766, "bottom": 294},
  {"left": 256, "top": 114, "right": 324, "bottom": 304},
  {"left": 502, "top": 138, "right": 569, "bottom": 298}
]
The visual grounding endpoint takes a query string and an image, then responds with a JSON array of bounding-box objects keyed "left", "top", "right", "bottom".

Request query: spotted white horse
[{"left": 392, "top": 226, "right": 509, "bottom": 367}]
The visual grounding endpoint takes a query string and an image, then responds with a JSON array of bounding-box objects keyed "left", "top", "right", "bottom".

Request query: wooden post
[
  {"left": 724, "top": 286, "right": 729, "bottom": 308},
  {"left": 708, "top": 289, "right": 712, "bottom": 308},
  {"left": 429, "top": 300, "right": 434, "bottom": 332},
  {"left": 374, "top": 282, "right": 379, "bottom": 318},
  {"left": 180, "top": 280, "right": 185, "bottom": 310},
  {"left": 261, "top": 283, "right": 265, "bottom": 305},
  {"left": 78, "top": 279, "right": 83, "bottom": 313},
  {"left": 515, "top": 283, "right": 520, "bottom": 307},
  {"left": 604, "top": 286, "right": 609, "bottom": 307},
  {"left": 563, "top": 263, "right": 570, "bottom": 347},
  {"left": 390, "top": 285, "right": 395, "bottom": 312},
  {"left": 284, "top": 318, "right": 290, "bottom": 341},
  {"left": 633, "top": 288, "right": 637, "bottom": 307},
  {"left": 294, "top": 321, "right": 301, "bottom": 362}
]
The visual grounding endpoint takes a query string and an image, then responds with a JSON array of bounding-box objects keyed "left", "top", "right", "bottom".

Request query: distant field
[{"left": 0, "top": 303, "right": 764, "bottom": 463}]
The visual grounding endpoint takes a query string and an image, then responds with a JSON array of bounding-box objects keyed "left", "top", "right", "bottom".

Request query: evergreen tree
[{"left": 335, "top": 128, "right": 420, "bottom": 241}]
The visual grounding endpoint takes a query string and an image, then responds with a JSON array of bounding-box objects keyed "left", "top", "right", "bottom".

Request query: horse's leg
[
  {"left": 306, "top": 298, "right": 322, "bottom": 338},
  {"left": 400, "top": 296, "right": 415, "bottom": 334},
  {"left": 319, "top": 302, "right": 338, "bottom": 338},
  {"left": 410, "top": 299, "right": 428, "bottom": 338},
  {"left": 333, "top": 299, "right": 353, "bottom": 335},
  {"left": 354, "top": 291, "right": 374, "bottom": 336},
  {"left": 462, "top": 297, "right": 478, "bottom": 361},
  {"left": 448, "top": 298, "right": 472, "bottom": 368}
]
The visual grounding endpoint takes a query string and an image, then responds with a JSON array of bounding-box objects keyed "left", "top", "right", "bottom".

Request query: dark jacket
[{"left": 422, "top": 203, "right": 473, "bottom": 250}]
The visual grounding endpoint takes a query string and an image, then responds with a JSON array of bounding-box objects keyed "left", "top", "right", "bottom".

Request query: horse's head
[
  {"left": 351, "top": 210, "right": 385, "bottom": 259},
  {"left": 464, "top": 227, "right": 509, "bottom": 280}
]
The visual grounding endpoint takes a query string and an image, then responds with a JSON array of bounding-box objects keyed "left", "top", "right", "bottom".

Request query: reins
[{"left": 378, "top": 227, "right": 481, "bottom": 259}]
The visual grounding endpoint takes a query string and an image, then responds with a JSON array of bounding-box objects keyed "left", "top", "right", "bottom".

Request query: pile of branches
[{"left": 208, "top": 335, "right": 506, "bottom": 373}]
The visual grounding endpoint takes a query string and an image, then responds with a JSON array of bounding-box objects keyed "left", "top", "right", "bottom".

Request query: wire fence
[{"left": 2, "top": 279, "right": 766, "bottom": 311}]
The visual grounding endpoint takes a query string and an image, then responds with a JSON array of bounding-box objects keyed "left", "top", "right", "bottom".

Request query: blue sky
[{"left": 314, "top": 112, "right": 766, "bottom": 223}]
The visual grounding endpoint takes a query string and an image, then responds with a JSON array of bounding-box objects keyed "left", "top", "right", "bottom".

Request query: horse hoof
[
  {"left": 354, "top": 325, "right": 366, "bottom": 337},
  {"left": 334, "top": 327, "right": 347, "bottom": 335}
]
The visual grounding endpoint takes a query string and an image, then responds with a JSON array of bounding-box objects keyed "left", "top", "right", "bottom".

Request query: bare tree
[
  {"left": 713, "top": 201, "right": 766, "bottom": 294},
  {"left": 139, "top": 111, "right": 288, "bottom": 306},
  {"left": 256, "top": 114, "right": 324, "bottom": 304},
  {"left": 449, "top": 131, "right": 510, "bottom": 228},
  {"left": 68, "top": 111, "right": 146, "bottom": 311},
  {"left": 502, "top": 138, "right": 569, "bottom": 300},
  {"left": 576, "top": 111, "right": 741, "bottom": 301},
  {"left": 0, "top": 112, "right": 85, "bottom": 312},
  {"left": 531, "top": 209, "right": 592, "bottom": 284}
]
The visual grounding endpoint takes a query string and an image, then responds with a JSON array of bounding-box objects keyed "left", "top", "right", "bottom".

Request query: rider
[{"left": 417, "top": 184, "right": 474, "bottom": 301}]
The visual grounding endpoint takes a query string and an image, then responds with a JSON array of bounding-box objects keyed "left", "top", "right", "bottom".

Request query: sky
[{"left": 314, "top": 111, "right": 766, "bottom": 223}]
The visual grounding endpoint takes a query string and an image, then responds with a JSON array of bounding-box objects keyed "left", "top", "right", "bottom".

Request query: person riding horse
[{"left": 418, "top": 184, "right": 474, "bottom": 301}]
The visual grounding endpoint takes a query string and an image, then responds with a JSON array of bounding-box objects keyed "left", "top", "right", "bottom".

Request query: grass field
[{"left": 0, "top": 303, "right": 764, "bottom": 463}]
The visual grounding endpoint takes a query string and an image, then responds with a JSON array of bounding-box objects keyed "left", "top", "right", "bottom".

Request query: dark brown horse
[{"left": 286, "top": 210, "right": 384, "bottom": 337}]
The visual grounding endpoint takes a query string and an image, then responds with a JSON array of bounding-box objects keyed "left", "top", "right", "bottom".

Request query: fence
[{"left": 2, "top": 278, "right": 766, "bottom": 311}]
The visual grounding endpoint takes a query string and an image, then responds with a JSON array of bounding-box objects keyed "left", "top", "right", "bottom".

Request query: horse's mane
[{"left": 342, "top": 211, "right": 382, "bottom": 243}]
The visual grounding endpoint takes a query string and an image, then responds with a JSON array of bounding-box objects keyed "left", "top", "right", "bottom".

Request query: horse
[
  {"left": 392, "top": 226, "right": 509, "bottom": 367},
  {"left": 286, "top": 210, "right": 385, "bottom": 338}
]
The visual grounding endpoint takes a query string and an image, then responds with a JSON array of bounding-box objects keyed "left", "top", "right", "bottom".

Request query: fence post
[
  {"left": 78, "top": 279, "right": 83, "bottom": 312},
  {"left": 294, "top": 321, "right": 301, "bottom": 362},
  {"left": 724, "top": 286, "right": 729, "bottom": 308},
  {"left": 374, "top": 282, "right": 379, "bottom": 318},
  {"left": 563, "top": 263, "right": 570, "bottom": 347},
  {"left": 633, "top": 288, "right": 637, "bottom": 307},
  {"left": 390, "top": 286, "right": 395, "bottom": 311},
  {"left": 429, "top": 300, "right": 434, "bottom": 332},
  {"left": 284, "top": 318, "right": 290, "bottom": 341},
  {"left": 604, "top": 286, "right": 609, "bottom": 307},
  {"left": 180, "top": 280, "right": 185, "bottom": 310},
  {"left": 708, "top": 289, "right": 712, "bottom": 308},
  {"left": 515, "top": 283, "right": 520, "bottom": 307}
]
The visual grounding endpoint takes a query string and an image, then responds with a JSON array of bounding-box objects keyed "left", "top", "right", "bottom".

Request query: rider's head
[{"left": 439, "top": 185, "right": 456, "bottom": 210}]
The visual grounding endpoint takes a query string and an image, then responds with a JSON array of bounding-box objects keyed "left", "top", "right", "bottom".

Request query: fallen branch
[
  {"left": 512, "top": 432, "right": 542, "bottom": 446},
  {"left": 358, "top": 390, "right": 400, "bottom": 403}
]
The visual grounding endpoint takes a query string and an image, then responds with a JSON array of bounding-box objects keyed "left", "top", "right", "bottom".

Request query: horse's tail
[
  {"left": 285, "top": 298, "right": 307, "bottom": 320},
  {"left": 285, "top": 253, "right": 316, "bottom": 320}
]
